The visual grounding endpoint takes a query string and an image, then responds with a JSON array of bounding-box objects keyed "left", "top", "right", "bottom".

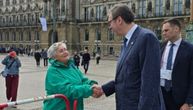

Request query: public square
[{"left": 0, "top": 54, "right": 116, "bottom": 110}]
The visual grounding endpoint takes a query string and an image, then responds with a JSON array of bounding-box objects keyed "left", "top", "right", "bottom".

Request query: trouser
[
  {"left": 43, "top": 58, "right": 48, "bottom": 66},
  {"left": 96, "top": 58, "right": 100, "bottom": 64},
  {"left": 5, "top": 74, "right": 19, "bottom": 101},
  {"left": 83, "top": 62, "right": 89, "bottom": 74},
  {"left": 161, "top": 87, "right": 181, "bottom": 110},
  {"left": 35, "top": 59, "right": 40, "bottom": 66}
]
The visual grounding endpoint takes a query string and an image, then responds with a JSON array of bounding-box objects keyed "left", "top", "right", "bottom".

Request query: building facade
[
  {"left": 0, "top": 0, "right": 192, "bottom": 57},
  {"left": 79, "top": 0, "right": 192, "bottom": 57},
  {"left": 0, "top": 0, "right": 44, "bottom": 53}
]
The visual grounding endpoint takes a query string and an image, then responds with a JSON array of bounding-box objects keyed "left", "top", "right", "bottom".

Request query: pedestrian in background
[
  {"left": 34, "top": 50, "right": 41, "bottom": 67},
  {"left": 73, "top": 51, "right": 80, "bottom": 68},
  {"left": 93, "top": 4, "right": 165, "bottom": 110},
  {"left": 43, "top": 42, "right": 101, "bottom": 110},
  {"left": 95, "top": 53, "right": 100, "bottom": 65},
  {"left": 42, "top": 48, "right": 48, "bottom": 67},
  {"left": 1, "top": 51, "right": 21, "bottom": 108},
  {"left": 160, "top": 18, "right": 193, "bottom": 110},
  {"left": 82, "top": 49, "right": 90, "bottom": 74}
]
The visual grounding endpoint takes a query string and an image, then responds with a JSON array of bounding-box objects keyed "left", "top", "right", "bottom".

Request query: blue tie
[
  {"left": 120, "top": 38, "right": 128, "bottom": 58},
  {"left": 165, "top": 43, "right": 175, "bottom": 91},
  {"left": 166, "top": 43, "right": 175, "bottom": 70},
  {"left": 123, "top": 38, "right": 128, "bottom": 53},
  {"left": 123, "top": 38, "right": 128, "bottom": 49}
]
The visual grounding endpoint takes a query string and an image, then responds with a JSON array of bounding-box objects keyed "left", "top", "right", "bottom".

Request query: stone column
[{"left": 191, "top": 0, "right": 193, "bottom": 21}]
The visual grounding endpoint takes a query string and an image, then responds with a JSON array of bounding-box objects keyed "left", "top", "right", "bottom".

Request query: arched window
[
  {"left": 12, "top": 32, "right": 16, "bottom": 41},
  {"left": 103, "top": 7, "right": 107, "bottom": 17},
  {"left": 84, "top": 29, "right": 89, "bottom": 41},
  {"left": 0, "top": 32, "right": 2, "bottom": 41},
  {"left": 27, "top": 31, "right": 31, "bottom": 41},
  {"left": 28, "top": 13, "right": 31, "bottom": 24},
  {"left": 6, "top": 0, "right": 10, "bottom": 6},
  {"left": 185, "top": 0, "right": 190, "bottom": 9},
  {"left": 19, "top": 31, "right": 23, "bottom": 41},
  {"left": 35, "top": 31, "right": 40, "bottom": 41},
  {"left": 95, "top": 28, "right": 101, "bottom": 41},
  {"left": 84, "top": 7, "right": 89, "bottom": 21},
  {"left": 155, "top": 0, "right": 163, "bottom": 16},
  {"left": 173, "top": 0, "right": 182, "bottom": 15},
  {"left": 90, "top": 8, "right": 94, "bottom": 18},
  {"left": 107, "top": 29, "right": 114, "bottom": 41},
  {"left": 166, "top": 0, "right": 170, "bottom": 10},
  {"left": 138, "top": 0, "right": 147, "bottom": 17},
  {"left": 6, "top": 32, "right": 9, "bottom": 41},
  {"left": 148, "top": 2, "right": 152, "bottom": 12},
  {"left": 0, "top": 16, "right": 2, "bottom": 24}
]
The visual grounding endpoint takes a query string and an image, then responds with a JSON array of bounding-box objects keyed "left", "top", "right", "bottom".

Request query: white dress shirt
[{"left": 160, "top": 38, "right": 182, "bottom": 86}]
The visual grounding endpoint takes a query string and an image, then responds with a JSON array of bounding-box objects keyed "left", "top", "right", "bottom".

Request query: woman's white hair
[{"left": 47, "top": 41, "right": 67, "bottom": 58}]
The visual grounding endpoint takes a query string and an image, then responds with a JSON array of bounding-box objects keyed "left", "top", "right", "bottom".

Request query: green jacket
[{"left": 43, "top": 58, "right": 97, "bottom": 110}]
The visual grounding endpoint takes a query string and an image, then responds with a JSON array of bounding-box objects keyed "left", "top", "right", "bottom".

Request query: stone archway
[{"left": 48, "top": 30, "right": 58, "bottom": 46}]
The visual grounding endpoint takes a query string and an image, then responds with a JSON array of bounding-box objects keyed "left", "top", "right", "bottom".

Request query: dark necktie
[
  {"left": 165, "top": 43, "right": 175, "bottom": 91},
  {"left": 120, "top": 38, "right": 128, "bottom": 58},
  {"left": 123, "top": 38, "right": 128, "bottom": 53},
  {"left": 123, "top": 38, "right": 128, "bottom": 50},
  {"left": 166, "top": 43, "right": 175, "bottom": 70}
]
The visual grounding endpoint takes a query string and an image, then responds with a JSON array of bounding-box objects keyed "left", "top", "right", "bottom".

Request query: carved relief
[
  {"left": 11, "top": 7, "right": 16, "bottom": 13},
  {"left": 26, "top": 4, "right": 31, "bottom": 12},
  {"left": 18, "top": 6, "right": 23, "bottom": 13},
  {"left": 5, "top": 8, "right": 9, "bottom": 14}
]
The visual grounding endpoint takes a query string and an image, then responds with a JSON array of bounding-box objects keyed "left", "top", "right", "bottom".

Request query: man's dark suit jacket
[
  {"left": 102, "top": 26, "right": 165, "bottom": 110},
  {"left": 161, "top": 40, "right": 193, "bottom": 106}
]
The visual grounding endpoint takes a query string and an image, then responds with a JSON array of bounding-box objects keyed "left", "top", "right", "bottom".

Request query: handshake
[{"left": 91, "top": 84, "right": 104, "bottom": 98}]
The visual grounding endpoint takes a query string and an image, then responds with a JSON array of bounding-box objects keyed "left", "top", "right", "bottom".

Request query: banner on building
[{"left": 39, "top": 17, "right": 47, "bottom": 31}]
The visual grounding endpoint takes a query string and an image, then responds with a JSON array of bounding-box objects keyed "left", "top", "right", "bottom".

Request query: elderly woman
[{"left": 43, "top": 42, "right": 99, "bottom": 110}]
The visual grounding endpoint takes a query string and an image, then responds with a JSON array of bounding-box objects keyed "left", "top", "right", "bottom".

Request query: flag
[{"left": 39, "top": 17, "right": 47, "bottom": 31}]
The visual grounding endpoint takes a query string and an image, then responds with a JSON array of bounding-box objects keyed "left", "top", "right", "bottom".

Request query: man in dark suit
[
  {"left": 92, "top": 4, "right": 165, "bottom": 110},
  {"left": 161, "top": 18, "right": 193, "bottom": 110},
  {"left": 82, "top": 49, "right": 90, "bottom": 74}
]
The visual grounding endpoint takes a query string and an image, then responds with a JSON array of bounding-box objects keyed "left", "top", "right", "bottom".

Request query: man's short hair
[
  {"left": 162, "top": 18, "right": 181, "bottom": 30},
  {"left": 109, "top": 4, "right": 134, "bottom": 24}
]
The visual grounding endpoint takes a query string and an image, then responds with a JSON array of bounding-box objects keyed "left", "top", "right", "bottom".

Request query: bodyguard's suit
[
  {"left": 102, "top": 26, "right": 165, "bottom": 110},
  {"left": 161, "top": 40, "right": 193, "bottom": 107}
]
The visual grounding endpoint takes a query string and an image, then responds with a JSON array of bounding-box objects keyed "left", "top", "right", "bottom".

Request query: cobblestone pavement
[{"left": 0, "top": 54, "right": 117, "bottom": 110}]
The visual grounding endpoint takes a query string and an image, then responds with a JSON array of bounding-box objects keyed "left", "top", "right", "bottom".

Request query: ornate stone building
[
  {"left": 79, "top": 0, "right": 192, "bottom": 57},
  {"left": 0, "top": 0, "right": 192, "bottom": 57},
  {"left": 0, "top": 0, "right": 44, "bottom": 52}
]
